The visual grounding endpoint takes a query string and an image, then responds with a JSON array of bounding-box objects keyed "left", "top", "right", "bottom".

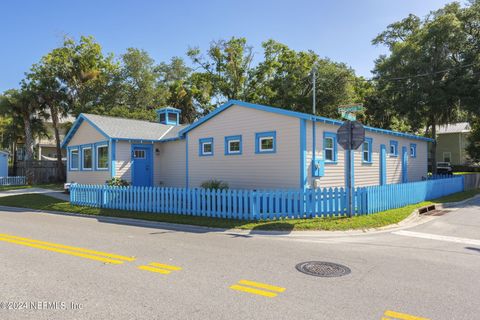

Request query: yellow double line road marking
[
  {"left": 383, "top": 310, "right": 431, "bottom": 320},
  {"left": 230, "top": 280, "right": 286, "bottom": 298},
  {"left": 137, "top": 262, "right": 182, "bottom": 275},
  {"left": 0, "top": 233, "right": 135, "bottom": 265}
]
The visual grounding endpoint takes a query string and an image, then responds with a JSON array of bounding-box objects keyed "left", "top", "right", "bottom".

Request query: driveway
[{"left": 0, "top": 196, "right": 478, "bottom": 320}]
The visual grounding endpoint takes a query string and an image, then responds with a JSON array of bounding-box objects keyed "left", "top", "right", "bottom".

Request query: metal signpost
[{"left": 337, "top": 120, "right": 365, "bottom": 217}]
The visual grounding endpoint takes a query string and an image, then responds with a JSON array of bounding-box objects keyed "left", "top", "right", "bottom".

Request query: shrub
[
  {"left": 106, "top": 178, "right": 130, "bottom": 187},
  {"left": 200, "top": 179, "right": 229, "bottom": 190}
]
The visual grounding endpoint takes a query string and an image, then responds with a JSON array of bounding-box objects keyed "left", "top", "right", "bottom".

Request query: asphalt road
[{"left": 0, "top": 197, "right": 479, "bottom": 320}]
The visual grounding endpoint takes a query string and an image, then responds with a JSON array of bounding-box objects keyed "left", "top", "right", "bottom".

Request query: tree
[
  {"left": 252, "top": 40, "right": 359, "bottom": 118},
  {"left": 0, "top": 88, "right": 45, "bottom": 182},
  {"left": 371, "top": 3, "right": 468, "bottom": 173},
  {"left": 187, "top": 37, "right": 256, "bottom": 105}
]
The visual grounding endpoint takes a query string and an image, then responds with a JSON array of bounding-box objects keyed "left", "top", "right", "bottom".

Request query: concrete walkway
[{"left": 0, "top": 187, "right": 69, "bottom": 201}]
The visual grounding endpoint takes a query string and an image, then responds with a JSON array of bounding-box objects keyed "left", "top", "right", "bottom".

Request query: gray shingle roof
[
  {"left": 436, "top": 122, "right": 470, "bottom": 134},
  {"left": 82, "top": 113, "right": 186, "bottom": 141}
]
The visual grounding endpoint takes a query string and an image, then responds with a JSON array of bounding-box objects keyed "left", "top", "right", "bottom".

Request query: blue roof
[{"left": 179, "top": 100, "right": 435, "bottom": 142}]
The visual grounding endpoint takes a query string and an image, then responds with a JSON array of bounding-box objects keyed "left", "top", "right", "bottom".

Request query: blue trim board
[
  {"left": 300, "top": 119, "right": 307, "bottom": 189},
  {"left": 224, "top": 135, "right": 242, "bottom": 155},
  {"left": 199, "top": 137, "right": 214, "bottom": 156},
  {"left": 389, "top": 140, "right": 399, "bottom": 157},
  {"left": 410, "top": 143, "right": 417, "bottom": 158},
  {"left": 110, "top": 139, "right": 116, "bottom": 177},
  {"left": 362, "top": 137, "right": 373, "bottom": 164},
  {"left": 185, "top": 134, "right": 189, "bottom": 188},
  {"left": 323, "top": 131, "right": 338, "bottom": 164},
  {"left": 255, "top": 131, "right": 276, "bottom": 154},
  {"left": 380, "top": 144, "right": 387, "bottom": 185},
  {"left": 178, "top": 100, "right": 434, "bottom": 142},
  {"left": 402, "top": 146, "right": 408, "bottom": 183}
]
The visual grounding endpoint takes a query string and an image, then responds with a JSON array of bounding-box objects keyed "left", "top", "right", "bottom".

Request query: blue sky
[{"left": 0, "top": 0, "right": 453, "bottom": 92}]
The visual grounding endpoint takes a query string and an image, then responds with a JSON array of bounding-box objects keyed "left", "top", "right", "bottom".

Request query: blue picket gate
[
  {"left": 70, "top": 176, "right": 463, "bottom": 221},
  {"left": 0, "top": 176, "right": 26, "bottom": 186}
]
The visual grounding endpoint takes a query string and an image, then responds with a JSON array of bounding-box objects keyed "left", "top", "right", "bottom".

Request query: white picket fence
[{"left": 0, "top": 176, "right": 26, "bottom": 186}]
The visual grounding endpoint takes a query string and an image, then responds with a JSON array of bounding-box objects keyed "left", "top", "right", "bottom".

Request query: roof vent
[{"left": 156, "top": 107, "right": 181, "bottom": 126}]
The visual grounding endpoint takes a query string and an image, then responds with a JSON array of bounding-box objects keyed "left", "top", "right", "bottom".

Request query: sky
[{"left": 0, "top": 0, "right": 455, "bottom": 92}]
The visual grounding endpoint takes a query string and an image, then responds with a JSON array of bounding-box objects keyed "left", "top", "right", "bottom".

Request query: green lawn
[
  {"left": 0, "top": 188, "right": 478, "bottom": 231},
  {"left": 0, "top": 183, "right": 64, "bottom": 192}
]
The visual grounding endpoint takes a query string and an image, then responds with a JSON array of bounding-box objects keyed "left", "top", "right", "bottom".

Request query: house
[
  {"left": 61, "top": 100, "right": 433, "bottom": 190},
  {"left": 0, "top": 151, "right": 8, "bottom": 177},
  {"left": 435, "top": 122, "right": 471, "bottom": 165},
  {"left": 16, "top": 114, "right": 75, "bottom": 161}
]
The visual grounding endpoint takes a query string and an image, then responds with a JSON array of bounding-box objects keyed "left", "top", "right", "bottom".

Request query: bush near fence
[
  {"left": 0, "top": 176, "right": 26, "bottom": 186},
  {"left": 70, "top": 176, "right": 464, "bottom": 221}
]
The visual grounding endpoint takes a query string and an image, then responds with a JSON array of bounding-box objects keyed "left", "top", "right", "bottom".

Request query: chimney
[{"left": 156, "top": 107, "right": 181, "bottom": 126}]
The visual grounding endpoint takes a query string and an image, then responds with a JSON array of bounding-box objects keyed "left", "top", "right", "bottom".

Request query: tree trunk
[
  {"left": 50, "top": 106, "right": 65, "bottom": 182},
  {"left": 22, "top": 114, "right": 35, "bottom": 184},
  {"left": 430, "top": 116, "right": 437, "bottom": 175}
]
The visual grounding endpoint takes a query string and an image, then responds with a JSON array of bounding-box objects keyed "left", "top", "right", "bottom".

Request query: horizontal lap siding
[
  {"left": 157, "top": 140, "right": 186, "bottom": 187},
  {"left": 188, "top": 105, "right": 300, "bottom": 189},
  {"left": 66, "top": 121, "right": 111, "bottom": 184},
  {"left": 115, "top": 141, "right": 132, "bottom": 182},
  {"left": 306, "top": 121, "right": 428, "bottom": 188}
]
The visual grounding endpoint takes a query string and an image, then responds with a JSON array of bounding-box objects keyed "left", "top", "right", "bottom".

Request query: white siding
[
  {"left": 66, "top": 121, "right": 111, "bottom": 184},
  {"left": 157, "top": 140, "right": 186, "bottom": 187},
  {"left": 306, "top": 121, "right": 428, "bottom": 188},
  {"left": 187, "top": 105, "right": 300, "bottom": 189}
]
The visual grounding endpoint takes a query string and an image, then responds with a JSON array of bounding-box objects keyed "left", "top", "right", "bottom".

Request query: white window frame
[
  {"left": 202, "top": 142, "right": 213, "bottom": 155},
  {"left": 363, "top": 141, "right": 370, "bottom": 163},
  {"left": 228, "top": 139, "right": 241, "bottom": 154},
  {"left": 324, "top": 137, "right": 335, "bottom": 162},
  {"left": 134, "top": 149, "right": 146, "bottom": 159},
  {"left": 82, "top": 147, "right": 93, "bottom": 170},
  {"left": 443, "top": 152, "right": 451, "bottom": 163},
  {"left": 70, "top": 149, "right": 79, "bottom": 171},
  {"left": 96, "top": 145, "right": 109, "bottom": 170},
  {"left": 259, "top": 137, "right": 274, "bottom": 152}
]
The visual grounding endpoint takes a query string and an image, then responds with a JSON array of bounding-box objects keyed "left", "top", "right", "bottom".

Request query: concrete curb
[{"left": 0, "top": 191, "right": 478, "bottom": 239}]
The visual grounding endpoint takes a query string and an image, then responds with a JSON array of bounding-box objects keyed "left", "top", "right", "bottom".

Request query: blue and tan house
[{"left": 61, "top": 100, "right": 433, "bottom": 190}]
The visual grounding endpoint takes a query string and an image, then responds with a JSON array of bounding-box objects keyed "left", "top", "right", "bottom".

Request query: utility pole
[{"left": 312, "top": 67, "right": 317, "bottom": 115}]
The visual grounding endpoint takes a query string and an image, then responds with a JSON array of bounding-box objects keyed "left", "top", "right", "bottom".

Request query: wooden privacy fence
[
  {"left": 71, "top": 185, "right": 368, "bottom": 220},
  {"left": 14, "top": 161, "right": 66, "bottom": 184},
  {"left": 0, "top": 176, "right": 26, "bottom": 186}
]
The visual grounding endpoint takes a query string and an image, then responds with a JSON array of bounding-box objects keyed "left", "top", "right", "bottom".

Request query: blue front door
[{"left": 132, "top": 145, "right": 152, "bottom": 186}]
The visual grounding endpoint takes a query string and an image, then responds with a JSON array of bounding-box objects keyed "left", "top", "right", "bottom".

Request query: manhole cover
[{"left": 295, "top": 261, "right": 351, "bottom": 277}]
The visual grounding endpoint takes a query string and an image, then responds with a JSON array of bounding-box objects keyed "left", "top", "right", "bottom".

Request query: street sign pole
[{"left": 337, "top": 120, "right": 365, "bottom": 218}]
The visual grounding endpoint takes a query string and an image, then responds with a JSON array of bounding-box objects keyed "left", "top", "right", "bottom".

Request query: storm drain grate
[{"left": 295, "top": 261, "right": 351, "bottom": 278}]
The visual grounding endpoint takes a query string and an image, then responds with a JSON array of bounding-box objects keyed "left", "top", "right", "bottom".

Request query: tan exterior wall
[
  {"left": 187, "top": 105, "right": 300, "bottom": 189},
  {"left": 157, "top": 140, "right": 186, "bottom": 187},
  {"left": 66, "top": 120, "right": 110, "bottom": 184},
  {"left": 114, "top": 140, "right": 132, "bottom": 182},
  {"left": 306, "top": 121, "right": 428, "bottom": 188}
]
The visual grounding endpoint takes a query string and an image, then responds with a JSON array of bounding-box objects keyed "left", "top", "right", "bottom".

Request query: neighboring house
[
  {"left": 435, "top": 122, "right": 471, "bottom": 165},
  {"left": 36, "top": 114, "right": 75, "bottom": 160},
  {"left": 16, "top": 114, "right": 75, "bottom": 161},
  {"left": 61, "top": 100, "right": 432, "bottom": 190},
  {"left": 0, "top": 151, "right": 8, "bottom": 177}
]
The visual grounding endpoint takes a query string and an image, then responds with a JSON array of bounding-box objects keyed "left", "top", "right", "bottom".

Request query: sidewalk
[{"left": 0, "top": 188, "right": 69, "bottom": 201}]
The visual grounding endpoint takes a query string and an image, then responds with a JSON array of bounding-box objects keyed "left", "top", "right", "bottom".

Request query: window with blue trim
[
  {"left": 362, "top": 137, "right": 373, "bottom": 163},
  {"left": 410, "top": 143, "right": 417, "bottom": 158},
  {"left": 225, "top": 135, "right": 242, "bottom": 155},
  {"left": 82, "top": 146, "right": 93, "bottom": 170},
  {"left": 69, "top": 148, "right": 79, "bottom": 170},
  {"left": 255, "top": 131, "right": 276, "bottom": 154},
  {"left": 96, "top": 144, "right": 109, "bottom": 170},
  {"left": 389, "top": 140, "right": 398, "bottom": 157},
  {"left": 323, "top": 132, "right": 337, "bottom": 163},
  {"left": 199, "top": 138, "right": 214, "bottom": 156}
]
